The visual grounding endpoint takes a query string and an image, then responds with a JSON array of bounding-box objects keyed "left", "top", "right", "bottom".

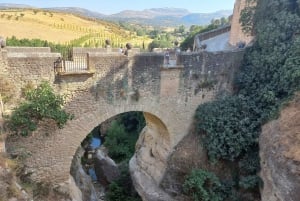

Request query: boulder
[{"left": 94, "top": 148, "right": 120, "bottom": 185}]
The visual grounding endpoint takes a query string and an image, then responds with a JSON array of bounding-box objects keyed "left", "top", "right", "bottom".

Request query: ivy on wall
[{"left": 186, "top": 0, "right": 300, "bottom": 200}]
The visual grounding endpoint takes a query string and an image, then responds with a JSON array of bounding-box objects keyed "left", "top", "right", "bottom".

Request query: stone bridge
[{"left": 1, "top": 47, "right": 244, "bottom": 199}]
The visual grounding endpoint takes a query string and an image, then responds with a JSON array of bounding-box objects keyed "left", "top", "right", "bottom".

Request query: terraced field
[{"left": 0, "top": 9, "right": 151, "bottom": 48}]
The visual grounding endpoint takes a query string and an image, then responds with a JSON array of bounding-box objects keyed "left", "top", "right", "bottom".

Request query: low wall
[
  {"left": 73, "top": 47, "right": 140, "bottom": 54},
  {"left": 5, "top": 52, "right": 60, "bottom": 96},
  {"left": 6, "top": 47, "right": 51, "bottom": 53},
  {"left": 195, "top": 25, "right": 231, "bottom": 42}
]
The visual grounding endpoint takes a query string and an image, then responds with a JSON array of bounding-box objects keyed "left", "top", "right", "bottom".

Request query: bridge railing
[{"left": 54, "top": 53, "right": 89, "bottom": 74}]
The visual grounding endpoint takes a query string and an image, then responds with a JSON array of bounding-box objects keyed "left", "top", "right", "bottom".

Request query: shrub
[
  {"left": 195, "top": 95, "right": 261, "bottom": 161},
  {"left": 239, "top": 175, "right": 261, "bottom": 190},
  {"left": 183, "top": 169, "right": 222, "bottom": 201},
  {"left": 8, "top": 81, "right": 73, "bottom": 136}
]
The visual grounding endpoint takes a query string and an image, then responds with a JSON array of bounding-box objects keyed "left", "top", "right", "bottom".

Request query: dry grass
[
  {"left": 0, "top": 9, "right": 152, "bottom": 47},
  {"left": 0, "top": 9, "right": 88, "bottom": 43}
]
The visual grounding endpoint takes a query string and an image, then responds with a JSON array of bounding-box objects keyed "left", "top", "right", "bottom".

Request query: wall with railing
[{"left": 193, "top": 25, "right": 231, "bottom": 51}]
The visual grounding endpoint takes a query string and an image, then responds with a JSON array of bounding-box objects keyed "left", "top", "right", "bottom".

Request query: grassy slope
[{"left": 0, "top": 9, "right": 151, "bottom": 47}]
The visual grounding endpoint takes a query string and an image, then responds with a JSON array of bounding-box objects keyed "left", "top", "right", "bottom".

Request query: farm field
[{"left": 0, "top": 9, "right": 151, "bottom": 48}]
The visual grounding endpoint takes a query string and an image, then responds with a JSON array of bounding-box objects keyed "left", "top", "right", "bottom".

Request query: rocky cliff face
[
  {"left": 260, "top": 94, "right": 300, "bottom": 201},
  {"left": 70, "top": 147, "right": 98, "bottom": 201},
  {"left": 130, "top": 123, "right": 173, "bottom": 201}
]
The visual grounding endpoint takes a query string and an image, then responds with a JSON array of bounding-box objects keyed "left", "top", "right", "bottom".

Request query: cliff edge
[{"left": 260, "top": 94, "right": 300, "bottom": 201}]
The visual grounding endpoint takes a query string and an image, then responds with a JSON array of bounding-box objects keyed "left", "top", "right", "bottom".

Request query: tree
[
  {"left": 148, "top": 39, "right": 173, "bottom": 51},
  {"left": 176, "top": 25, "right": 185, "bottom": 33}
]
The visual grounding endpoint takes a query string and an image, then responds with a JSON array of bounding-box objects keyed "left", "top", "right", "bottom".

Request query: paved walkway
[{"left": 199, "top": 32, "right": 236, "bottom": 52}]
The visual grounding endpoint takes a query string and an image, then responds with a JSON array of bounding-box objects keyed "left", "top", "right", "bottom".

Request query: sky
[{"left": 0, "top": 0, "right": 236, "bottom": 15}]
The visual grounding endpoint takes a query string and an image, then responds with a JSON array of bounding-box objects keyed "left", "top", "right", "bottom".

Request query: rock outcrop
[
  {"left": 94, "top": 148, "right": 120, "bottom": 185},
  {"left": 130, "top": 115, "right": 173, "bottom": 201},
  {"left": 70, "top": 147, "right": 98, "bottom": 201},
  {"left": 130, "top": 156, "right": 173, "bottom": 201},
  {"left": 260, "top": 95, "right": 300, "bottom": 201}
]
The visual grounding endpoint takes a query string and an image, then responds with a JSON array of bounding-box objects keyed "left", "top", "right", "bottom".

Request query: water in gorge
[{"left": 72, "top": 112, "right": 145, "bottom": 201}]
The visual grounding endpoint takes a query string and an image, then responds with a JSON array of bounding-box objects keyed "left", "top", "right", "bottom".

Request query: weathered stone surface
[
  {"left": 3, "top": 48, "right": 244, "bottom": 186},
  {"left": 2, "top": 45, "right": 244, "bottom": 201},
  {"left": 70, "top": 147, "right": 98, "bottom": 201},
  {"left": 260, "top": 94, "right": 300, "bottom": 201},
  {"left": 94, "top": 148, "right": 120, "bottom": 184},
  {"left": 229, "top": 0, "right": 255, "bottom": 46},
  {"left": 159, "top": 130, "right": 233, "bottom": 200},
  {"left": 130, "top": 156, "right": 174, "bottom": 201}
]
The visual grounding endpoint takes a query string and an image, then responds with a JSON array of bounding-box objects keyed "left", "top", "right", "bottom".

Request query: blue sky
[{"left": 0, "top": 0, "right": 235, "bottom": 14}]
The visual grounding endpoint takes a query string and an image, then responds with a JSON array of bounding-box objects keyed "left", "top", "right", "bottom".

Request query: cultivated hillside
[
  {"left": 0, "top": 9, "right": 150, "bottom": 47},
  {"left": 0, "top": 4, "right": 232, "bottom": 27}
]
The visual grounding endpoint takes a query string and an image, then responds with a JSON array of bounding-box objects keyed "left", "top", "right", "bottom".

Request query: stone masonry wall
[
  {"left": 6, "top": 47, "right": 51, "bottom": 53},
  {"left": 4, "top": 51, "right": 59, "bottom": 97},
  {"left": 229, "top": 0, "right": 255, "bottom": 46},
  {"left": 4, "top": 49, "right": 245, "bottom": 199}
]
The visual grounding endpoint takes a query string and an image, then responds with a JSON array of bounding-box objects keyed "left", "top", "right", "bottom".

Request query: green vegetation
[
  {"left": 6, "top": 36, "right": 73, "bottom": 57},
  {"left": 183, "top": 169, "right": 222, "bottom": 201},
  {"left": 180, "top": 18, "right": 230, "bottom": 51},
  {"left": 104, "top": 112, "right": 145, "bottom": 201},
  {"left": 1, "top": 9, "right": 151, "bottom": 49},
  {"left": 8, "top": 81, "right": 73, "bottom": 136},
  {"left": 104, "top": 112, "right": 145, "bottom": 163},
  {"left": 196, "top": 96, "right": 260, "bottom": 162},
  {"left": 186, "top": 0, "right": 300, "bottom": 200},
  {"left": 148, "top": 38, "right": 173, "bottom": 50},
  {"left": 105, "top": 163, "right": 141, "bottom": 201}
]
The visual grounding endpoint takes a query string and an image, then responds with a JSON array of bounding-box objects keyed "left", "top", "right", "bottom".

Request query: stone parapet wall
[
  {"left": 73, "top": 47, "right": 140, "bottom": 54},
  {"left": 5, "top": 52, "right": 60, "bottom": 97},
  {"left": 73, "top": 47, "right": 109, "bottom": 54},
  {"left": 6, "top": 47, "right": 51, "bottom": 53},
  {"left": 195, "top": 25, "right": 231, "bottom": 42}
]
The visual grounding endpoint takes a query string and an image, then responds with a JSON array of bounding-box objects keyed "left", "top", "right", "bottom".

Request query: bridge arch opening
[{"left": 69, "top": 111, "right": 171, "bottom": 200}]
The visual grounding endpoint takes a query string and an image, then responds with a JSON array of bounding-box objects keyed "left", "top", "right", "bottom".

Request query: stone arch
[
  {"left": 5, "top": 104, "right": 173, "bottom": 184},
  {"left": 68, "top": 110, "right": 172, "bottom": 200},
  {"left": 69, "top": 110, "right": 172, "bottom": 183}
]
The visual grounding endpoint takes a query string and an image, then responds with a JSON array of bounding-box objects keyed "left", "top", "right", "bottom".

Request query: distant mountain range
[{"left": 0, "top": 3, "right": 232, "bottom": 27}]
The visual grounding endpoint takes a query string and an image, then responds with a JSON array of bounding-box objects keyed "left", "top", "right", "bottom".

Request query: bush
[
  {"left": 196, "top": 95, "right": 261, "bottom": 161},
  {"left": 183, "top": 169, "right": 222, "bottom": 201},
  {"left": 148, "top": 39, "right": 173, "bottom": 51},
  {"left": 8, "top": 81, "right": 73, "bottom": 136},
  {"left": 239, "top": 175, "right": 261, "bottom": 190}
]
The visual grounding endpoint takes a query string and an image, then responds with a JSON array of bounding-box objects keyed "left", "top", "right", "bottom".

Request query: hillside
[
  {"left": 0, "top": 4, "right": 232, "bottom": 27},
  {"left": 0, "top": 9, "right": 150, "bottom": 47},
  {"left": 107, "top": 8, "right": 232, "bottom": 27}
]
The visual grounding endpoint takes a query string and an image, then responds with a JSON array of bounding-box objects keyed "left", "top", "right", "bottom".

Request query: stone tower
[{"left": 229, "top": 0, "right": 255, "bottom": 46}]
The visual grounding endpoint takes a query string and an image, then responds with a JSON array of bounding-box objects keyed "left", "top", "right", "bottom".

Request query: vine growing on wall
[{"left": 187, "top": 0, "right": 300, "bottom": 200}]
